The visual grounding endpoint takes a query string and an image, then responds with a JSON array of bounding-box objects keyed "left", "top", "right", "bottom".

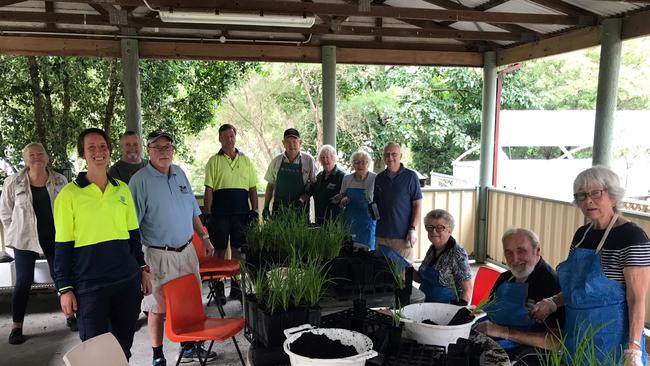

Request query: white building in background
[{"left": 447, "top": 110, "right": 650, "bottom": 201}]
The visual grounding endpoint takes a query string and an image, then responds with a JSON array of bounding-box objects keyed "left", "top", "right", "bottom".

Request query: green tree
[{"left": 0, "top": 56, "right": 255, "bottom": 182}]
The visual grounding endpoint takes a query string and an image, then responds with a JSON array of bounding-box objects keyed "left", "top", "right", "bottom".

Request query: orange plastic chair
[
  {"left": 162, "top": 273, "right": 245, "bottom": 366},
  {"left": 191, "top": 230, "right": 240, "bottom": 312},
  {"left": 470, "top": 265, "right": 503, "bottom": 306}
]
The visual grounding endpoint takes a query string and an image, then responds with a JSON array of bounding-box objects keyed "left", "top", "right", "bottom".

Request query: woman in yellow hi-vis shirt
[{"left": 53, "top": 128, "right": 152, "bottom": 360}]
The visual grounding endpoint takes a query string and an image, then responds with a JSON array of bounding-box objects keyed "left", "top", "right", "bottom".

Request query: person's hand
[
  {"left": 248, "top": 210, "right": 259, "bottom": 224},
  {"left": 60, "top": 292, "right": 77, "bottom": 316},
  {"left": 262, "top": 207, "right": 271, "bottom": 221},
  {"left": 339, "top": 196, "right": 350, "bottom": 208},
  {"left": 530, "top": 298, "right": 556, "bottom": 323},
  {"left": 405, "top": 229, "right": 417, "bottom": 247},
  {"left": 299, "top": 193, "right": 309, "bottom": 203},
  {"left": 141, "top": 271, "right": 152, "bottom": 296},
  {"left": 202, "top": 238, "right": 215, "bottom": 257},
  {"left": 329, "top": 193, "right": 343, "bottom": 206},
  {"left": 623, "top": 348, "right": 643, "bottom": 366},
  {"left": 473, "top": 320, "right": 509, "bottom": 339}
]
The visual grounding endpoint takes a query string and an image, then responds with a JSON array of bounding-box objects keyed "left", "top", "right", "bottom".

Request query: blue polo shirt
[
  {"left": 129, "top": 163, "right": 201, "bottom": 247},
  {"left": 374, "top": 164, "right": 422, "bottom": 239}
]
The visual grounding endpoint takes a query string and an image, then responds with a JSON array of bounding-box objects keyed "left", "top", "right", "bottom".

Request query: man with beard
[
  {"left": 474, "top": 228, "right": 563, "bottom": 365},
  {"left": 109, "top": 131, "right": 147, "bottom": 183}
]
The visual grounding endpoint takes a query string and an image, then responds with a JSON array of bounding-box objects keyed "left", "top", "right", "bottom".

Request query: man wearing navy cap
[
  {"left": 263, "top": 128, "right": 317, "bottom": 221},
  {"left": 129, "top": 131, "right": 216, "bottom": 366}
]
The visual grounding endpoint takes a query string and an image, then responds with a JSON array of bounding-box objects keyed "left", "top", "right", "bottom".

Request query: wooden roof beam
[
  {"left": 0, "top": 35, "right": 483, "bottom": 66},
  {"left": 526, "top": 0, "right": 596, "bottom": 17},
  {"left": 46, "top": 0, "right": 595, "bottom": 25},
  {"left": 0, "top": 11, "right": 536, "bottom": 41}
]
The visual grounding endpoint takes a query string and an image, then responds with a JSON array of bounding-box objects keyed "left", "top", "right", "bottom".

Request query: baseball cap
[
  {"left": 283, "top": 128, "right": 300, "bottom": 139},
  {"left": 146, "top": 131, "right": 174, "bottom": 145}
]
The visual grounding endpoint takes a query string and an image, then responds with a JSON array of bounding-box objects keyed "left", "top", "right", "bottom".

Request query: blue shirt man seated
[{"left": 475, "top": 228, "right": 564, "bottom": 366}]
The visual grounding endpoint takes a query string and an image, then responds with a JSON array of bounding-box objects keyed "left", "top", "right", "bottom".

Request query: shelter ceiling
[{"left": 0, "top": 0, "right": 648, "bottom": 66}]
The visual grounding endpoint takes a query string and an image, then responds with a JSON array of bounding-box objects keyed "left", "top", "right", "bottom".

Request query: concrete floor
[{"left": 0, "top": 282, "right": 250, "bottom": 366}]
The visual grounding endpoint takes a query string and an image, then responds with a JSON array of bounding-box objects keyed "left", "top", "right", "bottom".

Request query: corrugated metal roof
[{"left": 563, "top": 0, "right": 644, "bottom": 16}]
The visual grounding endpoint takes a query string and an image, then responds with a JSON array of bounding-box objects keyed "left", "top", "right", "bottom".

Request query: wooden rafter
[
  {"left": 526, "top": 0, "right": 595, "bottom": 17},
  {"left": 0, "top": 11, "right": 538, "bottom": 41},
  {"left": 39, "top": 0, "right": 593, "bottom": 25},
  {"left": 420, "top": 0, "right": 539, "bottom": 42}
]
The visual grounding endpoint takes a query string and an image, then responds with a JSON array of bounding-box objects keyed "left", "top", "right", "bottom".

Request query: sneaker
[
  {"left": 8, "top": 328, "right": 24, "bottom": 345},
  {"left": 179, "top": 344, "right": 217, "bottom": 363},
  {"left": 66, "top": 315, "right": 79, "bottom": 331},
  {"left": 152, "top": 357, "right": 166, "bottom": 366}
]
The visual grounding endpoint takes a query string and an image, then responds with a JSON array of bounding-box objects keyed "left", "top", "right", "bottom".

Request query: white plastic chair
[{"left": 62, "top": 332, "right": 129, "bottom": 366}]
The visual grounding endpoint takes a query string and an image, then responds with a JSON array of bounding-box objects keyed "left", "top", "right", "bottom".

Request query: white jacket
[{"left": 0, "top": 167, "right": 67, "bottom": 253}]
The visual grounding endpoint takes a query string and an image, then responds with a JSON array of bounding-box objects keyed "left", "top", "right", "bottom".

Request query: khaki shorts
[
  {"left": 142, "top": 244, "right": 201, "bottom": 314},
  {"left": 375, "top": 236, "right": 414, "bottom": 263}
]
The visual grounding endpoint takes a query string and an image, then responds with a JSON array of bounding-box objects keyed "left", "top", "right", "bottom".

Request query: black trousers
[
  {"left": 12, "top": 247, "right": 55, "bottom": 323},
  {"left": 76, "top": 277, "right": 142, "bottom": 360}
]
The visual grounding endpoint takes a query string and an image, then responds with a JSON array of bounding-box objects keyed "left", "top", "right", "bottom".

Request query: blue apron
[
  {"left": 418, "top": 264, "right": 454, "bottom": 303},
  {"left": 484, "top": 278, "right": 544, "bottom": 350},
  {"left": 342, "top": 187, "right": 376, "bottom": 250},
  {"left": 273, "top": 157, "right": 308, "bottom": 218},
  {"left": 557, "top": 214, "right": 645, "bottom": 365}
]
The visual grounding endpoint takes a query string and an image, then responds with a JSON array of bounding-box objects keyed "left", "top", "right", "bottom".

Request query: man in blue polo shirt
[
  {"left": 374, "top": 142, "right": 422, "bottom": 263},
  {"left": 129, "top": 131, "right": 216, "bottom": 366}
]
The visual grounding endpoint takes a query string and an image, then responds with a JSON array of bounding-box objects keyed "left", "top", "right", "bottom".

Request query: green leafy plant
[
  {"left": 391, "top": 298, "right": 402, "bottom": 327},
  {"left": 537, "top": 320, "right": 617, "bottom": 366},
  {"left": 384, "top": 256, "right": 405, "bottom": 290}
]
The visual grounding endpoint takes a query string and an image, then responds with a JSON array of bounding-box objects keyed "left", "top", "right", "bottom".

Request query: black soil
[
  {"left": 290, "top": 332, "right": 359, "bottom": 359},
  {"left": 421, "top": 319, "right": 439, "bottom": 325},
  {"left": 447, "top": 307, "right": 475, "bottom": 325}
]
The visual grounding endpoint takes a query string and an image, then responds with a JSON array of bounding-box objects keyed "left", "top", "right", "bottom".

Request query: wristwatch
[
  {"left": 141, "top": 265, "right": 151, "bottom": 273},
  {"left": 57, "top": 288, "right": 71, "bottom": 297}
]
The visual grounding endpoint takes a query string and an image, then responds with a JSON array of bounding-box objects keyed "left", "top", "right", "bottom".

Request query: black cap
[
  {"left": 283, "top": 128, "right": 300, "bottom": 139},
  {"left": 146, "top": 131, "right": 174, "bottom": 145}
]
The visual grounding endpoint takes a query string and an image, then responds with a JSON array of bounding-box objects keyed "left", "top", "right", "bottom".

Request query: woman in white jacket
[{"left": 0, "top": 143, "right": 72, "bottom": 344}]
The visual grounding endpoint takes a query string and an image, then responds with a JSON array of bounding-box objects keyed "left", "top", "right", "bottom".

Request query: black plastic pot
[{"left": 245, "top": 296, "right": 322, "bottom": 348}]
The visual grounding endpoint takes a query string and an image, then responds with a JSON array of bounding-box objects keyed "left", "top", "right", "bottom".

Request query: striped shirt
[{"left": 570, "top": 221, "right": 650, "bottom": 284}]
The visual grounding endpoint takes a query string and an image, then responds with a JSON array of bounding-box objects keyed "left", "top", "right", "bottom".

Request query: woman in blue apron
[
  {"left": 415, "top": 209, "right": 472, "bottom": 305},
  {"left": 531, "top": 166, "right": 650, "bottom": 366},
  {"left": 340, "top": 151, "right": 377, "bottom": 249}
]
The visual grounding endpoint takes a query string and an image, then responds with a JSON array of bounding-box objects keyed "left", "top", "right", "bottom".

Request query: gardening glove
[
  {"left": 623, "top": 348, "right": 642, "bottom": 366},
  {"left": 262, "top": 207, "right": 271, "bottom": 221},
  {"left": 405, "top": 229, "right": 417, "bottom": 248},
  {"left": 248, "top": 209, "right": 260, "bottom": 225}
]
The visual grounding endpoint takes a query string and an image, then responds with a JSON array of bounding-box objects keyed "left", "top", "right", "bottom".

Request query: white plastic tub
[
  {"left": 400, "top": 302, "right": 485, "bottom": 350},
  {"left": 283, "top": 324, "right": 378, "bottom": 366}
]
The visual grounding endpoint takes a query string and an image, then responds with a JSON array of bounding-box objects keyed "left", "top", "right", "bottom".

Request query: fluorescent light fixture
[{"left": 159, "top": 11, "right": 315, "bottom": 28}]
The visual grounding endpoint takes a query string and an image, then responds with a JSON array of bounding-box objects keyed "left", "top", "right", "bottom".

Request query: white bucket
[
  {"left": 283, "top": 324, "right": 378, "bottom": 366},
  {"left": 400, "top": 303, "right": 485, "bottom": 350}
]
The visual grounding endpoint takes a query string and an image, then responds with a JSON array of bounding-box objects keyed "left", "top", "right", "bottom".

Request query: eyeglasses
[
  {"left": 149, "top": 144, "right": 173, "bottom": 152},
  {"left": 573, "top": 189, "right": 606, "bottom": 202},
  {"left": 425, "top": 224, "right": 448, "bottom": 233},
  {"left": 383, "top": 152, "right": 399, "bottom": 158},
  {"left": 353, "top": 160, "right": 368, "bottom": 165}
]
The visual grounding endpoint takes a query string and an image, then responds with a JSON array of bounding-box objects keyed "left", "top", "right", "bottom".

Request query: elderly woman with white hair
[
  {"left": 308, "top": 144, "right": 346, "bottom": 225},
  {"left": 415, "top": 209, "right": 472, "bottom": 304},
  {"left": 339, "top": 150, "right": 377, "bottom": 249},
  {"left": 531, "top": 166, "right": 650, "bottom": 366},
  {"left": 0, "top": 143, "right": 73, "bottom": 345}
]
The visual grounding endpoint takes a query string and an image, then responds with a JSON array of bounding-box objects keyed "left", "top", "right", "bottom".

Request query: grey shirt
[{"left": 108, "top": 160, "right": 147, "bottom": 183}]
